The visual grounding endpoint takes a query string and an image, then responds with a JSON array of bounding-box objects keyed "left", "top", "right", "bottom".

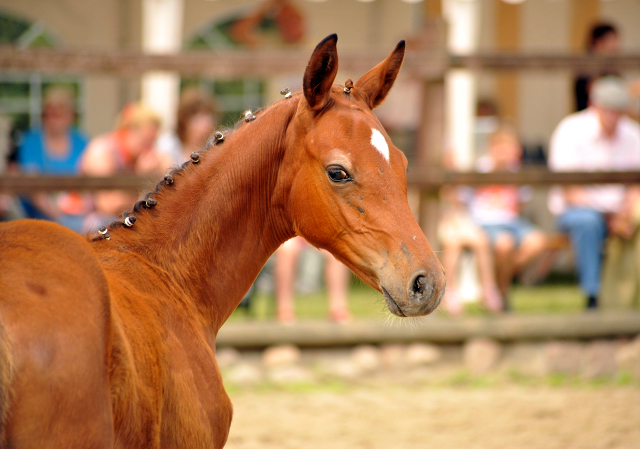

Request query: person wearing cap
[
  {"left": 17, "top": 86, "right": 90, "bottom": 233},
  {"left": 548, "top": 76, "right": 640, "bottom": 309}
]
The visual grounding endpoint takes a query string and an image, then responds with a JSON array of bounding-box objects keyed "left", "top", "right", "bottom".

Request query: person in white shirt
[{"left": 548, "top": 76, "right": 640, "bottom": 309}]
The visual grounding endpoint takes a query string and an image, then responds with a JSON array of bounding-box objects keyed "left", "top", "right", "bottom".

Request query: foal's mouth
[{"left": 382, "top": 287, "right": 406, "bottom": 317}]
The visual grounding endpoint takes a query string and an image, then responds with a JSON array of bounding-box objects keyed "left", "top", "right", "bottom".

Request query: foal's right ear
[
  {"left": 303, "top": 34, "right": 339, "bottom": 111},
  {"left": 354, "top": 40, "right": 405, "bottom": 110}
]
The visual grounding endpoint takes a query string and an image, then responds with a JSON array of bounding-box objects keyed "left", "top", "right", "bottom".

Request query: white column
[
  {"left": 442, "top": 0, "right": 482, "bottom": 303},
  {"left": 442, "top": 0, "right": 480, "bottom": 171},
  {"left": 141, "top": 0, "right": 184, "bottom": 132}
]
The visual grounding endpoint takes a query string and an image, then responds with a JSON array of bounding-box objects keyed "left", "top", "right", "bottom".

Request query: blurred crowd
[
  {"left": 439, "top": 22, "right": 640, "bottom": 315},
  {"left": 2, "top": 86, "right": 218, "bottom": 235},
  {"left": 1, "top": 22, "right": 640, "bottom": 319}
]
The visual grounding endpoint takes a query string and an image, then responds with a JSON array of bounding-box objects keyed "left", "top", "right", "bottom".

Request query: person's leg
[
  {"left": 467, "top": 230, "right": 503, "bottom": 312},
  {"left": 557, "top": 208, "right": 608, "bottom": 308},
  {"left": 441, "top": 237, "right": 464, "bottom": 315},
  {"left": 323, "top": 251, "right": 351, "bottom": 323},
  {"left": 493, "top": 232, "right": 516, "bottom": 299},
  {"left": 275, "top": 237, "right": 301, "bottom": 322},
  {"left": 514, "top": 229, "right": 547, "bottom": 271}
]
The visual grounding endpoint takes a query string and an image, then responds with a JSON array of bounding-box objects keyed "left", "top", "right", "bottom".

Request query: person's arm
[
  {"left": 608, "top": 186, "right": 639, "bottom": 238},
  {"left": 608, "top": 128, "right": 640, "bottom": 238},
  {"left": 80, "top": 136, "right": 117, "bottom": 176},
  {"left": 17, "top": 132, "right": 41, "bottom": 173},
  {"left": 548, "top": 119, "right": 590, "bottom": 207},
  {"left": 135, "top": 147, "right": 171, "bottom": 175},
  {"left": 628, "top": 78, "right": 640, "bottom": 122},
  {"left": 17, "top": 132, "right": 59, "bottom": 219},
  {"left": 81, "top": 137, "right": 133, "bottom": 217}
]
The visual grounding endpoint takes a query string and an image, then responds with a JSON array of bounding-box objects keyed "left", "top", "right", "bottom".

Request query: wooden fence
[
  {"left": 216, "top": 311, "right": 640, "bottom": 348},
  {"left": 1, "top": 170, "right": 639, "bottom": 195},
  {"left": 2, "top": 46, "right": 640, "bottom": 78}
]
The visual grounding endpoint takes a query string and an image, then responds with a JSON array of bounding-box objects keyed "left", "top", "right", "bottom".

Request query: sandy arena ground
[{"left": 225, "top": 385, "right": 640, "bottom": 449}]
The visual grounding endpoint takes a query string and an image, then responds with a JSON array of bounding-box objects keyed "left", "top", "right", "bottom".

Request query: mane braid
[
  {"left": 116, "top": 125, "right": 232, "bottom": 228},
  {"left": 234, "top": 107, "right": 266, "bottom": 130},
  {"left": 90, "top": 97, "right": 294, "bottom": 242}
]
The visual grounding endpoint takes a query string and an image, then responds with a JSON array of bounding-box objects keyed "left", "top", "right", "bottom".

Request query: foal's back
[
  {"left": 0, "top": 220, "right": 231, "bottom": 448},
  {"left": 0, "top": 219, "right": 114, "bottom": 446}
]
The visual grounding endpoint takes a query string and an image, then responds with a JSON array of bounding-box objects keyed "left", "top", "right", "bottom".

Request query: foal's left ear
[
  {"left": 303, "top": 34, "right": 339, "bottom": 111},
  {"left": 354, "top": 40, "right": 405, "bottom": 109}
]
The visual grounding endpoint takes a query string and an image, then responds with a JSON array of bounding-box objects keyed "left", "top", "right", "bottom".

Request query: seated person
[
  {"left": 17, "top": 86, "right": 90, "bottom": 233},
  {"left": 81, "top": 102, "right": 169, "bottom": 232},
  {"left": 574, "top": 22, "right": 620, "bottom": 112},
  {"left": 548, "top": 76, "right": 640, "bottom": 309},
  {"left": 465, "top": 126, "right": 547, "bottom": 309},
  {"left": 157, "top": 88, "right": 217, "bottom": 166},
  {"left": 438, "top": 186, "right": 503, "bottom": 315}
]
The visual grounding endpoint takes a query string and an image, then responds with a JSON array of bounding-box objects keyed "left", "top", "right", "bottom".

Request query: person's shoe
[{"left": 587, "top": 295, "right": 598, "bottom": 309}]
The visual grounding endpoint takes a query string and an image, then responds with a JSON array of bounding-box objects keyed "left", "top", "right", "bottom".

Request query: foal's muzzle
[{"left": 382, "top": 268, "right": 445, "bottom": 317}]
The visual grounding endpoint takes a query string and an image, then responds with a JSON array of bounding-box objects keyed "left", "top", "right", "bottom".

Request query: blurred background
[
  {"left": 2, "top": 2, "right": 640, "bottom": 447},
  {"left": 2, "top": 0, "right": 638, "bottom": 166},
  {"left": 2, "top": 0, "right": 639, "bottom": 312}
]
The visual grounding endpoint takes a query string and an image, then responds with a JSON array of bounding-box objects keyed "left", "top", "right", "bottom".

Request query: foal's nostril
[
  {"left": 409, "top": 273, "right": 434, "bottom": 303},
  {"left": 414, "top": 275, "right": 427, "bottom": 296}
]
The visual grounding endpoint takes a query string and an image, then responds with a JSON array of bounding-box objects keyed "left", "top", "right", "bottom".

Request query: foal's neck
[{"left": 109, "top": 99, "right": 299, "bottom": 332}]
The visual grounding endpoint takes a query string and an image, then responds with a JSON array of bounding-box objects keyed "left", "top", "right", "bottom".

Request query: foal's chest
[{"left": 159, "top": 324, "right": 233, "bottom": 448}]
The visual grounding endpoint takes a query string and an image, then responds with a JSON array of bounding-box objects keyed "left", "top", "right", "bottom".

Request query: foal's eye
[{"left": 327, "top": 166, "right": 352, "bottom": 183}]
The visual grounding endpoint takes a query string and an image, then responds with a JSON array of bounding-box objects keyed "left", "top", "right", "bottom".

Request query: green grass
[
  {"left": 228, "top": 281, "right": 388, "bottom": 322},
  {"left": 510, "top": 283, "right": 584, "bottom": 313},
  {"left": 227, "top": 277, "right": 586, "bottom": 322}
]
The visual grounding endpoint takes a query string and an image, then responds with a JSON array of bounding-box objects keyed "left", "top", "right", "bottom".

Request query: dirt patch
[{"left": 226, "top": 385, "right": 640, "bottom": 449}]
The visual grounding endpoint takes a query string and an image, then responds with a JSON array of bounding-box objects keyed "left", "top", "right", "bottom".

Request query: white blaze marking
[{"left": 371, "top": 128, "right": 389, "bottom": 162}]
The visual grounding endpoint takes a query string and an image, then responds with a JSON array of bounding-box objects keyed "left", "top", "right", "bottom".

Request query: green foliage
[
  {"left": 0, "top": 81, "right": 30, "bottom": 98},
  {"left": 0, "top": 14, "right": 30, "bottom": 44}
]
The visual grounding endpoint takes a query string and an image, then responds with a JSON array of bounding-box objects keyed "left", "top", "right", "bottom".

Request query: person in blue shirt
[{"left": 17, "top": 86, "right": 89, "bottom": 233}]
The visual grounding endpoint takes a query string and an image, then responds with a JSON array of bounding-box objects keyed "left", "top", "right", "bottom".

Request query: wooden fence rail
[
  {"left": 1, "top": 170, "right": 638, "bottom": 195},
  {"left": 216, "top": 311, "right": 640, "bottom": 348},
  {"left": 2, "top": 46, "right": 640, "bottom": 79},
  {"left": 0, "top": 46, "right": 446, "bottom": 80},
  {"left": 449, "top": 53, "right": 640, "bottom": 72}
]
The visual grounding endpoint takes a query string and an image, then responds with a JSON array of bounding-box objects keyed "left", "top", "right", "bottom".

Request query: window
[
  {"left": 184, "top": 8, "right": 268, "bottom": 127},
  {"left": 0, "top": 11, "right": 83, "bottom": 148}
]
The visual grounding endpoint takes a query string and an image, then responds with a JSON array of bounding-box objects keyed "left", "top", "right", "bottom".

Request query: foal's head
[{"left": 282, "top": 35, "right": 446, "bottom": 317}]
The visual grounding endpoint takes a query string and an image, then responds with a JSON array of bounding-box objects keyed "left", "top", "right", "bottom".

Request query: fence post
[{"left": 415, "top": 18, "right": 447, "bottom": 251}]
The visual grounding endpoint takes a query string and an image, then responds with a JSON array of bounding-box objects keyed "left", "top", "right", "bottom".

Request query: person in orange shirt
[{"left": 81, "top": 102, "right": 169, "bottom": 232}]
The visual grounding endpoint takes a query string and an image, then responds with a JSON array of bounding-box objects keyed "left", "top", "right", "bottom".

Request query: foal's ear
[
  {"left": 354, "top": 40, "right": 405, "bottom": 109},
  {"left": 303, "top": 34, "right": 339, "bottom": 111}
]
